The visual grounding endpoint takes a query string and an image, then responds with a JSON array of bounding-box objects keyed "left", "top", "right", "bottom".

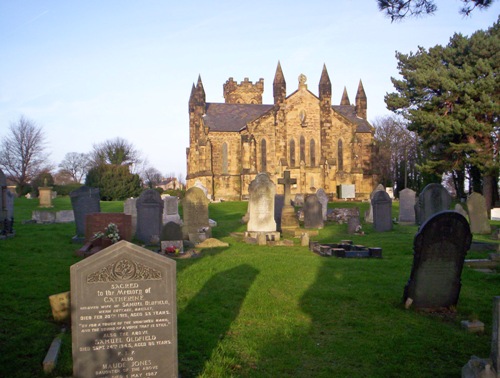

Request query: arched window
[
  {"left": 222, "top": 142, "right": 228, "bottom": 174},
  {"left": 289, "top": 139, "right": 296, "bottom": 167},
  {"left": 338, "top": 139, "right": 344, "bottom": 171},
  {"left": 310, "top": 139, "right": 316, "bottom": 166},
  {"left": 300, "top": 136, "right": 305, "bottom": 164},
  {"left": 261, "top": 139, "right": 267, "bottom": 172}
]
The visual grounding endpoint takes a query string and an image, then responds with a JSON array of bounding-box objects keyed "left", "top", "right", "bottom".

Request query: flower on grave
[
  {"left": 93, "top": 222, "right": 120, "bottom": 244},
  {"left": 165, "top": 246, "right": 180, "bottom": 255}
]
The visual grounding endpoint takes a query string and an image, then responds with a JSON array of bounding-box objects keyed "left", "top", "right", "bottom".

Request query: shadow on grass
[{"left": 177, "top": 264, "right": 259, "bottom": 377}]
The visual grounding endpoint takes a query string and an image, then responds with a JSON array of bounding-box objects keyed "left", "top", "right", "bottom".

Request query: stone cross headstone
[
  {"left": 316, "top": 188, "right": 328, "bottom": 221},
  {"left": 399, "top": 188, "right": 416, "bottom": 224},
  {"left": 182, "top": 187, "right": 210, "bottom": 242},
  {"left": 162, "top": 196, "right": 181, "bottom": 225},
  {"left": 365, "top": 184, "right": 385, "bottom": 223},
  {"left": 416, "top": 183, "right": 452, "bottom": 225},
  {"left": 247, "top": 173, "right": 276, "bottom": 232},
  {"left": 70, "top": 240, "right": 177, "bottom": 378},
  {"left": 303, "top": 194, "right": 324, "bottom": 229},
  {"left": 136, "top": 189, "right": 164, "bottom": 245},
  {"left": 124, "top": 198, "right": 137, "bottom": 238},
  {"left": 403, "top": 211, "right": 471, "bottom": 310},
  {"left": 467, "top": 192, "right": 491, "bottom": 235},
  {"left": 372, "top": 190, "right": 392, "bottom": 232},
  {"left": 278, "top": 171, "right": 299, "bottom": 232},
  {"left": 70, "top": 186, "right": 101, "bottom": 238}
]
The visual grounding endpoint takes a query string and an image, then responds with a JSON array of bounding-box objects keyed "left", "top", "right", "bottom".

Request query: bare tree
[
  {"left": 58, "top": 152, "right": 91, "bottom": 183},
  {"left": 142, "top": 167, "right": 163, "bottom": 189},
  {"left": 377, "top": 0, "right": 494, "bottom": 21},
  {"left": 90, "top": 137, "right": 142, "bottom": 168},
  {"left": 0, "top": 116, "right": 50, "bottom": 193}
]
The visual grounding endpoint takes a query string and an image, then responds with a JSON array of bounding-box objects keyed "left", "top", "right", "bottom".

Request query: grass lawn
[{"left": 0, "top": 197, "right": 499, "bottom": 378}]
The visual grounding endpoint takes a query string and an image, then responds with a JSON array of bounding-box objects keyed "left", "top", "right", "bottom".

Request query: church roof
[
  {"left": 332, "top": 105, "right": 373, "bottom": 133},
  {"left": 203, "top": 103, "right": 274, "bottom": 132}
]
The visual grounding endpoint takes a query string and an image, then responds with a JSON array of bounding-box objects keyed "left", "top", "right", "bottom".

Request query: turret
[
  {"left": 318, "top": 64, "right": 332, "bottom": 101},
  {"left": 355, "top": 79, "right": 367, "bottom": 119},
  {"left": 273, "top": 61, "right": 286, "bottom": 104},
  {"left": 340, "top": 86, "right": 350, "bottom": 105}
]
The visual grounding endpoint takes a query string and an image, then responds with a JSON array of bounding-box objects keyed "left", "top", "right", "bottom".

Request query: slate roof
[
  {"left": 203, "top": 103, "right": 274, "bottom": 132},
  {"left": 332, "top": 105, "right": 374, "bottom": 133}
]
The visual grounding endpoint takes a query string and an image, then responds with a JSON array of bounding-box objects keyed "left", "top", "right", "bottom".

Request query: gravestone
[
  {"left": 274, "top": 195, "right": 284, "bottom": 231},
  {"left": 347, "top": 216, "right": 361, "bottom": 234},
  {"left": 303, "top": 194, "right": 324, "bottom": 229},
  {"left": 365, "top": 184, "right": 385, "bottom": 223},
  {"left": 316, "top": 188, "right": 328, "bottom": 221},
  {"left": 194, "top": 180, "right": 210, "bottom": 199},
  {"left": 491, "top": 208, "right": 500, "bottom": 221},
  {"left": 293, "top": 194, "right": 304, "bottom": 207},
  {"left": 416, "top": 183, "right": 452, "bottom": 225},
  {"left": 247, "top": 173, "right": 277, "bottom": 233},
  {"left": 0, "top": 169, "right": 9, "bottom": 236},
  {"left": 492, "top": 297, "right": 500, "bottom": 376},
  {"left": 455, "top": 204, "right": 469, "bottom": 220},
  {"left": 39, "top": 186, "right": 53, "bottom": 207},
  {"left": 467, "top": 192, "right": 491, "bottom": 234},
  {"left": 399, "top": 188, "right": 416, "bottom": 224},
  {"left": 124, "top": 198, "right": 137, "bottom": 237},
  {"left": 403, "top": 211, "right": 471, "bottom": 310},
  {"left": 70, "top": 186, "right": 101, "bottom": 238},
  {"left": 136, "top": 189, "right": 163, "bottom": 245},
  {"left": 162, "top": 196, "right": 181, "bottom": 225},
  {"left": 278, "top": 171, "right": 299, "bottom": 233},
  {"left": 161, "top": 221, "right": 183, "bottom": 241},
  {"left": 71, "top": 240, "right": 177, "bottom": 378},
  {"left": 372, "top": 190, "right": 392, "bottom": 232},
  {"left": 337, "top": 184, "right": 355, "bottom": 199},
  {"left": 182, "top": 187, "right": 210, "bottom": 243}
]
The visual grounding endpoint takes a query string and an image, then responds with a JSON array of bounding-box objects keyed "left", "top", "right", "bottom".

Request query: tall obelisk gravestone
[{"left": 71, "top": 241, "right": 177, "bottom": 377}]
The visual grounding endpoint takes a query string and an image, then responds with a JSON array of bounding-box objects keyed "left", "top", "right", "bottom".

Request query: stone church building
[{"left": 186, "top": 62, "right": 377, "bottom": 201}]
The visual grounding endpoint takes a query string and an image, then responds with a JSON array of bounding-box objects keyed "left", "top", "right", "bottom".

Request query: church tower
[
  {"left": 273, "top": 61, "right": 286, "bottom": 105},
  {"left": 223, "top": 77, "right": 264, "bottom": 104}
]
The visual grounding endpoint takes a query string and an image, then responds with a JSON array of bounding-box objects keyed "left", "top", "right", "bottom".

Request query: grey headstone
[
  {"left": 372, "top": 190, "right": 392, "bottom": 232},
  {"left": 399, "top": 188, "right": 416, "bottom": 224},
  {"left": 124, "top": 198, "right": 137, "bottom": 237},
  {"left": 454, "top": 204, "right": 469, "bottom": 220},
  {"left": 70, "top": 186, "right": 101, "bottom": 237},
  {"left": 32, "top": 211, "right": 56, "bottom": 223},
  {"left": 247, "top": 173, "right": 276, "bottom": 232},
  {"left": 347, "top": 216, "right": 361, "bottom": 234},
  {"left": 70, "top": 240, "right": 177, "bottom": 378},
  {"left": 365, "top": 184, "right": 385, "bottom": 223},
  {"left": 161, "top": 222, "right": 183, "bottom": 241},
  {"left": 5, "top": 190, "right": 14, "bottom": 220},
  {"left": 467, "top": 192, "right": 491, "bottom": 234},
  {"left": 417, "top": 183, "right": 452, "bottom": 225},
  {"left": 293, "top": 194, "right": 304, "bottom": 207},
  {"left": 182, "top": 187, "right": 210, "bottom": 241},
  {"left": 404, "top": 211, "right": 471, "bottom": 310},
  {"left": 316, "top": 188, "right": 328, "bottom": 221},
  {"left": 303, "top": 194, "right": 324, "bottom": 229},
  {"left": 492, "top": 296, "right": 500, "bottom": 376},
  {"left": 136, "top": 189, "right": 164, "bottom": 244},
  {"left": 55, "top": 210, "right": 75, "bottom": 223},
  {"left": 162, "top": 196, "right": 181, "bottom": 225}
]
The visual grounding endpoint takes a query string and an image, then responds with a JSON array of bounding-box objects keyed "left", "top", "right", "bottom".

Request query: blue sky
[{"left": 1, "top": 1, "right": 498, "bottom": 178}]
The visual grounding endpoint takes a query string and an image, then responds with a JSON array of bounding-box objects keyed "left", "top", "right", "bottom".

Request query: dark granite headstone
[
  {"left": 70, "top": 186, "right": 101, "bottom": 237},
  {"left": 136, "top": 189, "right": 163, "bottom": 244},
  {"left": 416, "top": 183, "right": 452, "bottom": 225},
  {"left": 274, "top": 194, "right": 284, "bottom": 232},
  {"left": 161, "top": 222, "right": 183, "bottom": 241},
  {"left": 70, "top": 240, "right": 177, "bottom": 377},
  {"left": 303, "top": 194, "right": 324, "bottom": 229},
  {"left": 372, "top": 190, "right": 392, "bottom": 232},
  {"left": 403, "top": 211, "right": 471, "bottom": 310}
]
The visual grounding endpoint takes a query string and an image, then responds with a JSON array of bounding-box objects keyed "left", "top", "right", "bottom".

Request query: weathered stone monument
[
  {"left": 162, "top": 196, "right": 181, "bottom": 225},
  {"left": 398, "top": 188, "right": 416, "bottom": 224},
  {"left": 455, "top": 203, "right": 469, "bottom": 220},
  {"left": 416, "top": 183, "right": 452, "bottom": 225},
  {"left": 70, "top": 240, "right": 177, "bottom": 378},
  {"left": 372, "top": 190, "right": 392, "bottom": 232},
  {"left": 160, "top": 222, "right": 184, "bottom": 254},
  {"left": 347, "top": 215, "right": 361, "bottom": 234},
  {"left": 316, "top": 188, "right": 328, "bottom": 221},
  {"left": 136, "top": 189, "right": 163, "bottom": 245},
  {"left": 365, "top": 184, "right": 385, "bottom": 223},
  {"left": 70, "top": 186, "right": 101, "bottom": 240},
  {"left": 278, "top": 171, "right": 299, "bottom": 233},
  {"left": 0, "top": 169, "right": 15, "bottom": 238},
  {"left": 462, "top": 296, "right": 500, "bottom": 378},
  {"left": 39, "top": 183, "right": 53, "bottom": 208},
  {"left": 304, "top": 194, "right": 324, "bottom": 229},
  {"left": 247, "top": 173, "right": 278, "bottom": 236},
  {"left": 403, "top": 211, "right": 471, "bottom": 311},
  {"left": 182, "top": 186, "right": 210, "bottom": 243},
  {"left": 124, "top": 198, "right": 138, "bottom": 238},
  {"left": 467, "top": 192, "right": 491, "bottom": 235}
]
